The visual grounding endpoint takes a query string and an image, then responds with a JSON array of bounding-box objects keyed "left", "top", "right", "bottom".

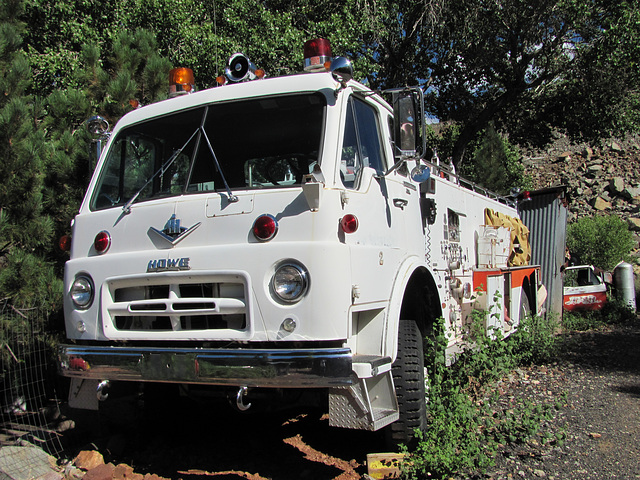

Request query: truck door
[{"left": 339, "top": 95, "right": 413, "bottom": 307}]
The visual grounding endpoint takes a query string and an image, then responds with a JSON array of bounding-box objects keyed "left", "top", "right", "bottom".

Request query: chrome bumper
[{"left": 58, "top": 344, "right": 353, "bottom": 388}]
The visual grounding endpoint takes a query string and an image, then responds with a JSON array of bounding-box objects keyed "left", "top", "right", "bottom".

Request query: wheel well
[{"left": 399, "top": 268, "right": 442, "bottom": 336}]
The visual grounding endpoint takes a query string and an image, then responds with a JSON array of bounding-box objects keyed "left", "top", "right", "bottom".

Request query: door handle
[{"left": 393, "top": 198, "right": 408, "bottom": 209}]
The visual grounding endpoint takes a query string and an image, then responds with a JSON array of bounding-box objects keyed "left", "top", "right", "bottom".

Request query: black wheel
[{"left": 386, "top": 319, "right": 428, "bottom": 448}]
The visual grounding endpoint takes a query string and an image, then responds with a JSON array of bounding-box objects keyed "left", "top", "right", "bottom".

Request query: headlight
[
  {"left": 271, "top": 263, "right": 308, "bottom": 303},
  {"left": 70, "top": 275, "right": 94, "bottom": 309}
]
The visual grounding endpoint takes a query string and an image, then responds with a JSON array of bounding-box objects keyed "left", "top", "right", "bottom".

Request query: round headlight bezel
[
  {"left": 70, "top": 275, "right": 94, "bottom": 310},
  {"left": 271, "top": 263, "right": 309, "bottom": 304}
]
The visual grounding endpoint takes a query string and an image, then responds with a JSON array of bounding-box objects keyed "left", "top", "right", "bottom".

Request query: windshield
[{"left": 91, "top": 93, "right": 326, "bottom": 210}]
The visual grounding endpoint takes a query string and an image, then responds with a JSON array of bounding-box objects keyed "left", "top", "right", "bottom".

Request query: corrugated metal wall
[{"left": 519, "top": 187, "right": 568, "bottom": 319}]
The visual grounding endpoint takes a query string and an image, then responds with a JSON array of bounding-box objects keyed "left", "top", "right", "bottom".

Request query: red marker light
[
  {"left": 253, "top": 215, "right": 278, "bottom": 242},
  {"left": 59, "top": 235, "right": 72, "bottom": 252},
  {"left": 94, "top": 231, "right": 111, "bottom": 254},
  {"left": 340, "top": 214, "right": 358, "bottom": 234}
]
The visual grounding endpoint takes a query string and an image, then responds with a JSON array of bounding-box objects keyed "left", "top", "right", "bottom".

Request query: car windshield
[
  {"left": 564, "top": 267, "right": 601, "bottom": 287},
  {"left": 91, "top": 93, "right": 326, "bottom": 210}
]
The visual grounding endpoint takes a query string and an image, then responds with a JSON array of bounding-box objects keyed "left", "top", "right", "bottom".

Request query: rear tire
[{"left": 385, "top": 319, "right": 428, "bottom": 448}]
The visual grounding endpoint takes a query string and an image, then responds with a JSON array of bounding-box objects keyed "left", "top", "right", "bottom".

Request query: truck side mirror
[
  {"left": 394, "top": 94, "right": 416, "bottom": 152},
  {"left": 391, "top": 89, "right": 424, "bottom": 159}
]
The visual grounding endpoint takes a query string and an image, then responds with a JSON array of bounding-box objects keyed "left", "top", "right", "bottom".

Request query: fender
[{"left": 383, "top": 255, "right": 434, "bottom": 361}]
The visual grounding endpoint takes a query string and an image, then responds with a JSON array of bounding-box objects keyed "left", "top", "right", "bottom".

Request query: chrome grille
[{"left": 105, "top": 276, "right": 247, "bottom": 333}]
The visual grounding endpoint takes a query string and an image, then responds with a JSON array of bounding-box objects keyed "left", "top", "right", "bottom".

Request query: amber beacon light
[{"left": 169, "top": 67, "right": 195, "bottom": 96}]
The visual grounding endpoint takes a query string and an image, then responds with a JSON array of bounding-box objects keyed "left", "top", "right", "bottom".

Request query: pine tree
[
  {"left": 464, "top": 123, "right": 526, "bottom": 196},
  {"left": 0, "top": 0, "right": 62, "bottom": 311}
]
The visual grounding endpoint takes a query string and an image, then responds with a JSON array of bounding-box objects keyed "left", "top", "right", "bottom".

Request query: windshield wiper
[
  {"left": 122, "top": 129, "right": 199, "bottom": 214},
  {"left": 199, "top": 126, "right": 238, "bottom": 203},
  {"left": 121, "top": 120, "right": 238, "bottom": 214}
]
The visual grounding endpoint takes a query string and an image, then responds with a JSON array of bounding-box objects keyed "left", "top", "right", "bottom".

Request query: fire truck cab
[{"left": 58, "top": 39, "right": 543, "bottom": 446}]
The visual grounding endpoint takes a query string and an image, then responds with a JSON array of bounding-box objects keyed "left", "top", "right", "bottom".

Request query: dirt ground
[
  {"left": 62, "top": 320, "right": 640, "bottom": 480},
  {"left": 484, "top": 322, "right": 640, "bottom": 480}
]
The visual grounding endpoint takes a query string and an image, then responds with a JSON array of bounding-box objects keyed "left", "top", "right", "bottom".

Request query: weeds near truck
[
  {"left": 401, "top": 310, "right": 560, "bottom": 479},
  {"left": 562, "top": 298, "right": 637, "bottom": 331}
]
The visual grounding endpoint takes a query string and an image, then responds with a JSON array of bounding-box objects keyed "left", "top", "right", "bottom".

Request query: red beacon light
[
  {"left": 303, "top": 38, "right": 333, "bottom": 72},
  {"left": 169, "top": 67, "right": 195, "bottom": 97}
]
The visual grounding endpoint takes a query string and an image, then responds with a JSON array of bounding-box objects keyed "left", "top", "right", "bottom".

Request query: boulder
[
  {"left": 627, "top": 217, "right": 640, "bottom": 231},
  {"left": 592, "top": 196, "right": 611, "bottom": 210},
  {"left": 623, "top": 186, "right": 640, "bottom": 200},
  {"left": 74, "top": 451, "right": 105, "bottom": 471},
  {"left": 609, "top": 177, "right": 625, "bottom": 194}
]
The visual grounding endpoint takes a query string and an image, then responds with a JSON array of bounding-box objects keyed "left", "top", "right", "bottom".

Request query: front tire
[{"left": 386, "top": 319, "right": 428, "bottom": 448}]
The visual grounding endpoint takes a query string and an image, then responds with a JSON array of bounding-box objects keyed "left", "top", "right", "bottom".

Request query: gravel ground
[{"left": 484, "top": 321, "right": 640, "bottom": 480}]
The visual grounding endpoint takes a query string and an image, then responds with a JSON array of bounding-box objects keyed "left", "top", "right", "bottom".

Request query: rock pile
[{"left": 522, "top": 133, "right": 640, "bottom": 260}]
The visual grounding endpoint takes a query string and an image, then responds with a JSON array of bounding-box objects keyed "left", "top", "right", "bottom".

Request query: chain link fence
[{"left": 0, "top": 305, "right": 65, "bottom": 469}]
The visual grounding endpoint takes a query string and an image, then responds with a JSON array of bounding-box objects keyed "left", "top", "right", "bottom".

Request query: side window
[
  {"left": 445, "top": 209, "right": 461, "bottom": 242},
  {"left": 340, "top": 97, "right": 385, "bottom": 188}
]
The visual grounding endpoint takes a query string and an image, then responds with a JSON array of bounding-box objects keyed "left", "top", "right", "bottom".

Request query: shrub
[
  {"left": 563, "top": 298, "right": 637, "bottom": 332},
  {"left": 402, "top": 308, "right": 560, "bottom": 479},
  {"left": 566, "top": 215, "right": 635, "bottom": 270},
  {"left": 510, "top": 312, "right": 560, "bottom": 364}
]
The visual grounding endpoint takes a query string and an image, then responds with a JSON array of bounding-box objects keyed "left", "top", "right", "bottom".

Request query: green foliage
[
  {"left": 0, "top": 249, "right": 63, "bottom": 312},
  {"left": 0, "top": 1, "right": 54, "bottom": 259},
  {"left": 510, "top": 312, "right": 561, "bottom": 365},
  {"left": 548, "top": 3, "right": 640, "bottom": 141},
  {"left": 426, "top": 122, "right": 531, "bottom": 195},
  {"left": 566, "top": 215, "right": 635, "bottom": 270},
  {"left": 403, "top": 307, "right": 560, "bottom": 479},
  {"left": 404, "top": 315, "right": 494, "bottom": 478},
  {"left": 419, "top": 0, "right": 640, "bottom": 164},
  {"left": 562, "top": 299, "right": 637, "bottom": 332},
  {"left": 463, "top": 123, "right": 531, "bottom": 195},
  {"left": 425, "top": 122, "right": 462, "bottom": 164},
  {"left": 17, "top": 0, "right": 640, "bottom": 167}
]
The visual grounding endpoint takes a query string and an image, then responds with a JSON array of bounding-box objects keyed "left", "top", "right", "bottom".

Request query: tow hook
[
  {"left": 96, "top": 380, "right": 110, "bottom": 401},
  {"left": 235, "top": 386, "right": 251, "bottom": 411}
]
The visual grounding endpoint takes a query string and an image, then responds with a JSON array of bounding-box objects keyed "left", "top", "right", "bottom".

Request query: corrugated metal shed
[{"left": 518, "top": 186, "right": 568, "bottom": 319}]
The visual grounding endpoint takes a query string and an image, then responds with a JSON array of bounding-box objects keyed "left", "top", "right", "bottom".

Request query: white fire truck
[{"left": 58, "top": 39, "right": 544, "bottom": 445}]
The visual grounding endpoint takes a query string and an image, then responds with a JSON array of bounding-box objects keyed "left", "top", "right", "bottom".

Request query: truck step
[
  {"left": 352, "top": 355, "right": 392, "bottom": 378},
  {"left": 328, "top": 369, "right": 398, "bottom": 431}
]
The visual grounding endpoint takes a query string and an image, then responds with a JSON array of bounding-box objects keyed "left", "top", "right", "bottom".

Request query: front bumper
[{"left": 58, "top": 344, "right": 353, "bottom": 388}]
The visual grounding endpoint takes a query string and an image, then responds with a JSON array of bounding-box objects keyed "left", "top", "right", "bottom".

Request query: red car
[{"left": 563, "top": 265, "right": 608, "bottom": 311}]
